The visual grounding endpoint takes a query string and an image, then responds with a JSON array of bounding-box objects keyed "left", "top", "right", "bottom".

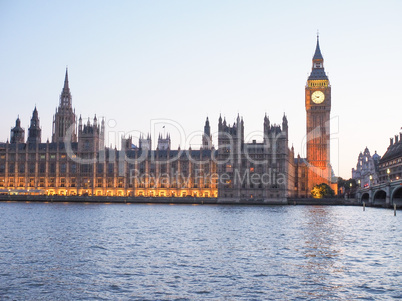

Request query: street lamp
[
  {"left": 387, "top": 168, "right": 390, "bottom": 182},
  {"left": 369, "top": 175, "right": 373, "bottom": 187}
]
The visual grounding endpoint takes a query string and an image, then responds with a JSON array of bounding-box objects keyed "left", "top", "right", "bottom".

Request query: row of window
[
  {"left": 380, "top": 158, "right": 402, "bottom": 168},
  {"left": 0, "top": 177, "right": 215, "bottom": 188}
]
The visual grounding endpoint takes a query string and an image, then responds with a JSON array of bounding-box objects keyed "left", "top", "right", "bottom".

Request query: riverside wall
[{"left": 0, "top": 194, "right": 360, "bottom": 206}]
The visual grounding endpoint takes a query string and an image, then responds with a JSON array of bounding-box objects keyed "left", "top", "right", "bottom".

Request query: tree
[
  {"left": 311, "top": 183, "right": 335, "bottom": 199},
  {"left": 337, "top": 177, "right": 357, "bottom": 196}
]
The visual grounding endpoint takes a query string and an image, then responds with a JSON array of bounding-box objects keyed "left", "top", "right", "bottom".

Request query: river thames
[{"left": 0, "top": 202, "right": 401, "bottom": 300}]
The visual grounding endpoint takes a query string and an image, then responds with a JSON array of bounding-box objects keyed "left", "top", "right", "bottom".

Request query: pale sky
[{"left": 0, "top": 0, "right": 401, "bottom": 179}]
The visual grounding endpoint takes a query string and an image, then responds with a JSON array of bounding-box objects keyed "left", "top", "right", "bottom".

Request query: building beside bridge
[
  {"left": 352, "top": 147, "right": 381, "bottom": 188},
  {"left": 356, "top": 131, "right": 402, "bottom": 206},
  {"left": 378, "top": 133, "right": 402, "bottom": 183}
]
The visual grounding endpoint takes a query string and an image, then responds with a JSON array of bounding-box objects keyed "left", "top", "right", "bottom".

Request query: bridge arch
[
  {"left": 391, "top": 186, "right": 402, "bottom": 206},
  {"left": 372, "top": 189, "right": 387, "bottom": 207},
  {"left": 361, "top": 192, "right": 370, "bottom": 203}
]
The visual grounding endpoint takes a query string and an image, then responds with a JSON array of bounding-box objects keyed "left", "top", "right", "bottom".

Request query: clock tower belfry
[{"left": 305, "top": 36, "right": 331, "bottom": 189}]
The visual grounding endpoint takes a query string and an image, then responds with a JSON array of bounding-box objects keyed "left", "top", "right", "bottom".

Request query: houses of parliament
[{"left": 0, "top": 38, "right": 335, "bottom": 199}]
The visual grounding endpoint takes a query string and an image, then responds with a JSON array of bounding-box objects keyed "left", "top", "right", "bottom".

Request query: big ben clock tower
[{"left": 305, "top": 35, "right": 331, "bottom": 190}]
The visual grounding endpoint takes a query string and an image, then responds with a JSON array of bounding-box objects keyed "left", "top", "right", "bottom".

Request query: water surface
[{"left": 0, "top": 202, "right": 401, "bottom": 300}]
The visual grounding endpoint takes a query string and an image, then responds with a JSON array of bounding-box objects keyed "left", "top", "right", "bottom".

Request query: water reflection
[{"left": 294, "top": 207, "right": 346, "bottom": 298}]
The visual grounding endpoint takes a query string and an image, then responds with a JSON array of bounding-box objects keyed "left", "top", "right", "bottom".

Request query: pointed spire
[
  {"left": 264, "top": 113, "right": 270, "bottom": 128},
  {"left": 282, "top": 113, "right": 288, "bottom": 130},
  {"left": 63, "top": 67, "right": 69, "bottom": 90},
  {"left": 28, "top": 106, "right": 41, "bottom": 143},
  {"left": 59, "top": 67, "right": 72, "bottom": 107},
  {"left": 309, "top": 34, "right": 328, "bottom": 80},
  {"left": 205, "top": 116, "right": 210, "bottom": 126},
  {"left": 313, "top": 34, "right": 323, "bottom": 61},
  {"left": 32, "top": 106, "right": 39, "bottom": 120}
]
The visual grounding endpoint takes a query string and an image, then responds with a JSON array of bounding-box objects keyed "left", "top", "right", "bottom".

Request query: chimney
[
  {"left": 396, "top": 135, "right": 399, "bottom": 143},
  {"left": 390, "top": 138, "right": 394, "bottom": 145}
]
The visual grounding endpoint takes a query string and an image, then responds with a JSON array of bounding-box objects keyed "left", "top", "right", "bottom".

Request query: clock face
[{"left": 311, "top": 91, "right": 325, "bottom": 104}]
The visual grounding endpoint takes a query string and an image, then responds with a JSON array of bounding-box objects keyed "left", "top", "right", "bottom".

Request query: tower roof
[
  {"left": 308, "top": 68, "right": 328, "bottom": 80},
  {"left": 308, "top": 35, "right": 328, "bottom": 80},
  {"left": 313, "top": 36, "right": 323, "bottom": 60},
  {"left": 30, "top": 106, "right": 39, "bottom": 123},
  {"left": 32, "top": 106, "right": 39, "bottom": 118},
  {"left": 15, "top": 116, "right": 22, "bottom": 128}
]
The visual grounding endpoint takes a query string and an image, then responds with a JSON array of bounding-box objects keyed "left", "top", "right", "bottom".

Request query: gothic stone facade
[{"left": 0, "top": 39, "right": 334, "bottom": 198}]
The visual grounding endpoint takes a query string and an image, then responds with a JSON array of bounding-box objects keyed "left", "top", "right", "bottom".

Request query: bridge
[{"left": 356, "top": 179, "right": 402, "bottom": 207}]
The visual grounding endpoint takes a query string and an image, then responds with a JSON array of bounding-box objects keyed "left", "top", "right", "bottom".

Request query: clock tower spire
[{"left": 305, "top": 35, "right": 331, "bottom": 190}]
